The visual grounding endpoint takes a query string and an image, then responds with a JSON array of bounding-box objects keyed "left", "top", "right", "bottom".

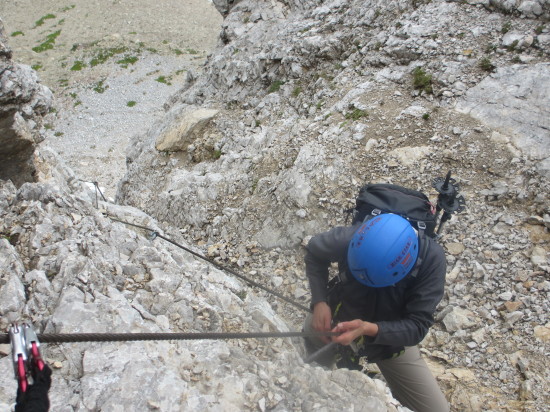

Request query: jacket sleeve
[
  {"left": 370, "top": 239, "right": 447, "bottom": 347},
  {"left": 304, "top": 225, "right": 359, "bottom": 306}
]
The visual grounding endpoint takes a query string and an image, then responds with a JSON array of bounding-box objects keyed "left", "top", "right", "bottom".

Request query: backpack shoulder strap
[{"left": 409, "top": 230, "right": 430, "bottom": 278}]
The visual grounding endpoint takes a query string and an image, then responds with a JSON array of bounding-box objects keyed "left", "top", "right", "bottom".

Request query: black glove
[{"left": 15, "top": 363, "right": 52, "bottom": 412}]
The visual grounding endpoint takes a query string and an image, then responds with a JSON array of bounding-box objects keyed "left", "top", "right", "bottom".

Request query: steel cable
[
  {"left": 108, "top": 217, "right": 311, "bottom": 312},
  {"left": 0, "top": 331, "right": 337, "bottom": 344}
]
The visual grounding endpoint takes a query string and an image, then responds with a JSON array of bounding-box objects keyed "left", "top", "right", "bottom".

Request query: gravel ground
[{"left": 0, "top": 0, "right": 222, "bottom": 198}]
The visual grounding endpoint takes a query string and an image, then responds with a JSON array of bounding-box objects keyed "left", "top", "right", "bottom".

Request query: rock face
[
  {"left": 0, "top": 169, "right": 402, "bottom": 411},
  {"left": 155, "top": 107, "right": 219, "bottom": 152},
  {"left": 115, "top": 0, "right": 549, "bottom": 411},
  {"left": 0, "top": 19, "right": 52, "bottom": 186},
  {"left": 1, "top": 1, "right": 549, "bottom": 412}
]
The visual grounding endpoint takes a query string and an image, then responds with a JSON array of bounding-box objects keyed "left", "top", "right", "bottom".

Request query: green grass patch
[
  {"left": 292, "top": 87, "right": 302, "bottom": 97},
  {"left": 89, "top": 46, "right": 128, "bottom": 67},
  {"left": 127, "top": 101, "right": 137, "bottom": 107},
  {"left": 186, "top": 48, "right": 199, "bottom": 55},
  {"left": 268, "top": 80, "right": 285, "bottom": 93},
  {"left": 155, "top": 75, "right": 172, "bottom": 85},
  {"left": 479, "top": 57, "right": 495, "bottom": 72},
  {"left": 412, "top": 67, "right": 433, "bottom": 94},
  {"left": 92, "top": 80, "right": 108, "bottom": 93},
  {"left": 31, "top": 64, "right": 43, "bottom": 71},
  {"left": 44, "top": 123, "right": 54, "bottom": 130},
  {"left": 32, "top": 30, "right": 61, "bottom": 53},
  {"left": 117, "top": 55, "right": 139, "bottom": 68},
  {"left": 173, "top": 48, "right": 183, "bottom": 55},
  {"left": 35, "top": 14, "right": 56, "bottom": 27},
  {"left": 345, "top": 107, "right": 368, "bottom": 120},
  {"left": 11, "top": 31, "right": 24, "bottom": 37},
  {"left": 70, "top": 60, "right": 86, "bottom": 71},
  {"left": 61, "top": 5, "right": 76, "bottom": 12},
  {"left": 54, "top": 131, "right": 64, "bottom": 137}
]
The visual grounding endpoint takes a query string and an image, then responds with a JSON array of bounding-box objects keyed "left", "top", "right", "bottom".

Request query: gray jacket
[{"left": 305, "top": 223, "right": 447, "bottom": 359}]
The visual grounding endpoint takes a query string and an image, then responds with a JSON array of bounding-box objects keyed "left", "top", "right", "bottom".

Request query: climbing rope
[
  {"left": 108, "top": 216, "right": 311, "bottom": 312},
  {"left": 0, "top": 330, "right": 337, "bottom": 345}
]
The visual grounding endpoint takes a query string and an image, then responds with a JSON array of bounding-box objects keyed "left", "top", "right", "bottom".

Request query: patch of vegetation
[
  {"left": 212, "top": 149, "right": 222, "bottom": 159},
  {"left": 31, "top": 64, "right": 42, "bottom": 71},
  {"left": 92, "top": 80, "right": 108, "bottom": 93},
  {"left": 61, "top": 5, "right": 76, "bottom": 12},
  {"left": 345, "top": 106, "right": 368, "bottom": 121},
  {"left": 1, "top": 232, "right": 17, "bottom": 246},
  {"left": 236, "top": 290, "right": 247, "bottom": 300},
  {"left": 422, "top": 113, "right": 430, "bottom": 120},
  {"left": 54, "top": 131, "right": 64, "bottom": 137},
  {"left": 501, "top": 21, "right": 512, "bottom": 34},
  {"left": 11, "top": 31, "right": 24, "bottom": 37},
  {"left": 535, "top": 26, "right": 544, "bottom": 35},
  {"left": 268, "top": 80, "right": 285, "bottom": 93},
  {"left": 186, "top": 48, "right": 199, "bottom": 55},
  {"left": 173, "top": 48, "right": 183, "bottom": 55},
  {"left": 59, "top": 79, "right": 69, "bottom": 87},
  {"left": 292, "top": 87, "right": 302, "bottom": 97},
  {"left": 117, "top": 55, "right": 139, "bottom": 68},
  {"left": 511, "top": 55, "right": 522, "bottom": 64},
  {"left": 34, "top": 14, "right": 56, "bottom": 27},
  {"left": 485, "top": 43, "right": 497, "bottom": 54},
  {"left": 70, "top": 60, "right": 86, "bottom": 71},
  {"left": 412, "top": 67, "right": 433, "bottom": 94},
  {"left": 479, "top": 57, "right": 495, "bottom": 72},
  {"left": 32, "top": 30, "right": 61, "bottom": 53},
  {"left": 127, "top": 101, "right": 137, "bottom": 107},
  {"left": 155, "top": 75, "right": 172, "bottom": 85},
  {"left": 506, "top": 40, "right": 519, "bottom": 52},
  {"left": 89, "top": 46, "right": 128, "bottom": 67},
  {"left": 44, "top": 123, "right": 54, "bottom": 130}
]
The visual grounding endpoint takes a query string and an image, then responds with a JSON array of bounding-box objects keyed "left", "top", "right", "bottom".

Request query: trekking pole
[{"left": 432, "top": 171, "right": 466, "bottom": 235}]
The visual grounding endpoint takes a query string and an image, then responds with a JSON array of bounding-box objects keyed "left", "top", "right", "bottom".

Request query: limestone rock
[
  {"left": 155, "top": 107, "right": 219, "bottom": 152},
  {"left": 0, "top": 19, "right": 52, "bottom": 186}
]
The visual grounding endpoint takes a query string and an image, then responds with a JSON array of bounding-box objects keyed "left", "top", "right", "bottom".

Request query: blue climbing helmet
[{"left": 347, "top": 213, "right": 419, "bottom": 287}]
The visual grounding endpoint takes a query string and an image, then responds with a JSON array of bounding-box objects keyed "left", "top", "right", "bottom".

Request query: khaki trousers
[{"left": 304, "top": 314, "right": 449, "bottom": 412}]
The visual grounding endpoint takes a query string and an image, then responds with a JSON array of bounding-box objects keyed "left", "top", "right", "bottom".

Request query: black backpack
[{"left": 347, "top": 183, "right": 438, "bottom": 238}]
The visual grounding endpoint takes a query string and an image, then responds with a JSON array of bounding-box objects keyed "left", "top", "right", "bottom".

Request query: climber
[{"left": 303, "top": 213, "right": 449, "bottom": 412}]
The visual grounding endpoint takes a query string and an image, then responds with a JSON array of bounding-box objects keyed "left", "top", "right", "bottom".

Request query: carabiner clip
[
  {"left": 9, "top": 324, "right": 28, "bottom": 392},
  {"left": 23, "top": 323, "right": 45, "bottom": 372}
]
